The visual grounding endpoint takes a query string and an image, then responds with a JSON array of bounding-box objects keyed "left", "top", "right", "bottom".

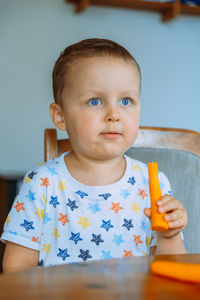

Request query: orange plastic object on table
[
  {"left": 151, "top": 260, "right": 200, "bottom": 283},
  {"left": 148, "top": 162, "right": 168, "bottom": 231}
]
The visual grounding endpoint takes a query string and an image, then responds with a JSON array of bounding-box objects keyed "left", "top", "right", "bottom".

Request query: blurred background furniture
[{"left": 45, "top": 127, "right": 200, "bottom": 254}]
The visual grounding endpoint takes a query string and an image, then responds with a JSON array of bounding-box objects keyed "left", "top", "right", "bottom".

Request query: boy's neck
[{"left": 64, "top": 152, "right": 126, "bottom": 186}]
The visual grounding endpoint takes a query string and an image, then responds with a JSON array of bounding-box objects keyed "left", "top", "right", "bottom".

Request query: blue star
[
  {"left": 88, "top": 203, "right": 101, "bottom": 214},
  {"left": 27, "top": 171, "right": 37, "bottom": 179},
  {"left": 140, "top": 220, "right": 148, "bottom": 231},
  {"left": 168, "top": 190, "right": 173, "bottom": 196},
  {"left": 120, "top": 189, "right": 130, "bottom": 199},
  {"left": 69, "top": 232, "right": 83, "bottom": 244},
  {"left": 75, "top": 190, "right": 88, "bottom": 199},
  {"left": 67, "top": 198, "right": 79, "bottom": 211},
  {"left": 98, "top": 193, "right": 112, "bottom": 200},
  {"left": 122, "top": 218, "right": 134, "bottom": 231},
  {"left": 127, "top": 176, "right": 136, "bottom": 185},
  {"left": 101, "top": 219, "right": 114, "bottom": 232},
  {"left": 9, "top": 231, "right": 17, "bottom": 235},
  {"left": 112, "top": 234, "right": 124, "bottom": 246},
  {"left": 143, "top": 177, "right": 148, "bottom": 185},
  {"left": 49, "top": 196, "right": 60, "bottom": 208},
  {"left": 25, "top": 190, "right": 36, "bottom": 201},
  {"left": 91, "top": 234, "right": 104, "bottom": 246},
  {"left": 101, "top": 251, "right": 112, "bottom": 259},
  {"left": 57, "top": 248, "right": 70, "bottom": 261},
  {"left": 78, "top": 249, "right": 92, "bottom": 261},
  {"left": 20, "top": 219, "right": 35, "bottom": 231},
  {"left": 44, "top": 212, "right": 51, "bottom": 224},
  {"left": 47, "top": 167, "right": 58, "bottom": 176}
]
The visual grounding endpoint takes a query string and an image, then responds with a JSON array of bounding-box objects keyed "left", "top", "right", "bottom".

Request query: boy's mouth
[{"left": 101, "top": 132, "right": 122, "bottom": 139}]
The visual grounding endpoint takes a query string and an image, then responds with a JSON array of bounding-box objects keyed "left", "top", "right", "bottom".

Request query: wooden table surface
[{"left": 0, "top": 254, "right": 200, "bottom": 299}]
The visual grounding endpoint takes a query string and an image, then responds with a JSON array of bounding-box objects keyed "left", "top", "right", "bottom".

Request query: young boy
[{"left": 1, "top": 38, "right": 188, "bottom": 273}]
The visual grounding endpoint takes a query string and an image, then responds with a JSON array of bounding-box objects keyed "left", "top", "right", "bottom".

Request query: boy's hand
[{"left": 144, "top": 194, "right": 188, "bottom": 239}]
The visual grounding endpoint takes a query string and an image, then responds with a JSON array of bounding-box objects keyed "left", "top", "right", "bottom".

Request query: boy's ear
[{"left": 49, "top": 103, "right": 66, "bottom": 131}]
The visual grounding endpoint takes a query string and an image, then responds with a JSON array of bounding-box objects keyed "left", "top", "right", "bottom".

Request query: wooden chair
[{"left": 44, "top": 127, "right": 200, "bottom": 253}]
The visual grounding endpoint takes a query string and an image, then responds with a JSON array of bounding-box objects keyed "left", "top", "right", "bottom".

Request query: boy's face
[{"left": 51, "top": 56, "right": 140, "bottom": 161}]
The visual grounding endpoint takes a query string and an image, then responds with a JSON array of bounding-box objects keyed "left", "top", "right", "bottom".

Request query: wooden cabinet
[{"left": 66, "top": 0, "right": 200, "bottom": 21}]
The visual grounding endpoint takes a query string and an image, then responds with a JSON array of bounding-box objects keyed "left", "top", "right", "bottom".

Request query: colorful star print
[
  {"left": 122, "top": 219, "right": 134, "bottom": 231},
  {"left": 120, "top": 189, "right": 130, "bottom": 199},
  {"left": 5, "top": 215, "right": 11, "bottom": 225},
  {"left": 57, "top": 213, "right": 69, "bottom": 226},
  {"left": 69, "top": 232, "right": 83, "bottom": 244},
  {"left": 52, "top": 227, "right": 60, "bottom": 239},
  {"left": 40, "top": 177, "right": 50, "bottom": 187},
  {"left": 57, "top": 248, "right": 70, "bottom": 261},
  {"left": 91, "top": 234, "right": 104, "bottom": 246},
  {"left": 78, "top": 249, "right": 92, "bottom": 261},
  {"left": 123, "top": 250, "right": 133, "bottom": 257},
  {"left": 112, "top": 234, "right": 124, "bottom": 246},
  {"left": 35, "top": 208, "right": 45, "bottom": 220},
  {"left": 140, "top": 220, "right": 148, "bottom": 231},
  {"left": 132, "top": 164, "right": 141, "bottom": 171},
  {"left": 58, "top": 180, "right": 67, "bottom": 192},
  {"left": 110, "top": 202, "right": 123, "bottom": 214},
  {"left": 20, "top": 220, "right": 34, "bottom": 231},
  {"left": 101, "top": 251, "right": 112, "bottom": 259},
  {"left": 25, "top": 176, "right": 32, "bottom": 184},
  {"left": 25, "top": 190, "right": 36, "bottom": 201},
  {"left": 131, "top": 202, "right": 141, "bottom": 214},
  {"left": 75, "top": 190, "right": 88, "bottom": 199},
  {"left": 44, "top": 212, "right": 51, "bottom": 224},
  {"left": 138, "top": 189, "right": 148, "bottom": 200},
  {"left": 101, "top": 220, "right": 114, "bottom": 232},
  {"left": 42, "top": 194, "right": 47, "bottom": 204},
  {"left": 49, "top": 196, "right": 60, "bottom": 208},
  {"left": 32, "top": 236, "right": 39, "bottom": 243},
  {"left": 67, "top": 198, "right": 79, "bottom": 211},
  {"left": 98, "top": 193, "right": 112, "bottom": 200},
  {"left": 14, "top": 201, "right": 25, "bottom": 213},
  {"left": 28, "top": 171, "right": 37, "bottom": 180},
  {"left": 41, "top": 243, "right": 51, "bottom": 254},
  {"left": 128, "top": 176, "right": 136, "bottom": 185},
  {"left": 133, "top": 235, "right": 143, "bottom": 247},
  {"left": 78, "top": 217, "right": 91, "bottom": 229},
  {"left": 47, "top": 167, "right": 58, "bottom": 176},
  {"left": 88, "top": 203, "right": 101, "bottom": 214}
]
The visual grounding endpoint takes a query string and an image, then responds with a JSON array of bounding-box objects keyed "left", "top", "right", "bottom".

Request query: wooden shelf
[{"left": 67, "top": 0, "right": 200, "bottom": 21}]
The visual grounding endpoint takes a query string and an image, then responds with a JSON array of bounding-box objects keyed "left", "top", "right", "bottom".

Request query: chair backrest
[{"left": 44, "top": 127, "right": 200, "bottom": 253}]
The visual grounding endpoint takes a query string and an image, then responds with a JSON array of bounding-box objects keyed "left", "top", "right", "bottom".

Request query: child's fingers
[
  {"left": 158, "top": 197, "right": 181, "bottom": 214},
  {"left": 143, "top": 208, "right": 151, "bottom": 218},
  {"left": 166, "top": 218, "right": 185, "bottom": 229},
  {"left": 164, "top": 209, "right": 183, "bottom": 222}
]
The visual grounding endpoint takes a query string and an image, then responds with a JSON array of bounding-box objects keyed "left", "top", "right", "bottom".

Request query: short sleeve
[{"left": 0, "top": 170, "right": 46, "bottom": 251}]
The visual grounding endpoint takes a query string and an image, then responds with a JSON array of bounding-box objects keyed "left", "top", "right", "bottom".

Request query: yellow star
[
  {"left": 132, "top": 164, "right": 141, "bottom": 171},
  {"left": 38, "top": 162, "right": 46, "bottom": 166},
  {"left": 42, "top": 194, "right": 47, "bottom": 205},
  {"left": 58, "top": 180, "right": 67, "bottom": 192},
  {"left": 142, "top": 252, "right": 148, "bottom": 256},
  {"left": 131, "top": 202, "right": 141, "bottom": 214},
  {"left": 146, "top": 237, "right": 151, "bottom": 246},
  {"left": 5, "top": 215, "right": 11, "bottom": 225},
  {"left": 41, "top": 244, "right": 51, "bottom": 254},
  {"left": 25, "top": 176, "right": 32, "bottom": 184},
  {"left": 35, "top": 208, "right": 45, "bottom": 220},
  {"left": 52, "top": 227, "right": 60, "bottom": 239},
  {"left": 78, "top": 216, "right": 91, "bottom": 229}
]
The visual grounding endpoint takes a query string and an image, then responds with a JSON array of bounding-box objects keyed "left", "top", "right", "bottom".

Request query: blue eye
[
  {"left": 121, "top": 98, "right": 131, "bottom": 106},
  {"left": 88, "top": 98, "right": 101, "bottom": 106}
]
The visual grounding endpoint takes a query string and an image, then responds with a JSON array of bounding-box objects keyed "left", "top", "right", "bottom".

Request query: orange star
[
  {"left": 58, "top": 213, "right": 69, "bottom": 226},
  {"left": 32, "top": 236, "right": 39, "bottom": 243},
  {"left": 133, "top": 234, "right": 143, "bottom": 246},
  {"left": 14, "top": 201, "right": 25, "bottom": 213},
  {"left": 40, "top": 177, "right": 50, "bottom": 187},
  {"left": 123, "top": 250, "right": 133, "bottom": 257},
  {"left": 110, "top": 202, "right": 123, "bottom": 214},
  {"left": 138, "top": 189, "right": 148, "bottom": 199}
]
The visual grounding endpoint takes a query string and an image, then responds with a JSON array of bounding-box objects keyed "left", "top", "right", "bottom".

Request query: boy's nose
[{"left": 105, "top": 106, "right": 120, "bottom": 122}]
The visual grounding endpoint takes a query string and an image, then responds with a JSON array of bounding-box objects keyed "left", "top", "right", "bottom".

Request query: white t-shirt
[{"left": 1, "top": 153, "right": 171, "bottom": 267}]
